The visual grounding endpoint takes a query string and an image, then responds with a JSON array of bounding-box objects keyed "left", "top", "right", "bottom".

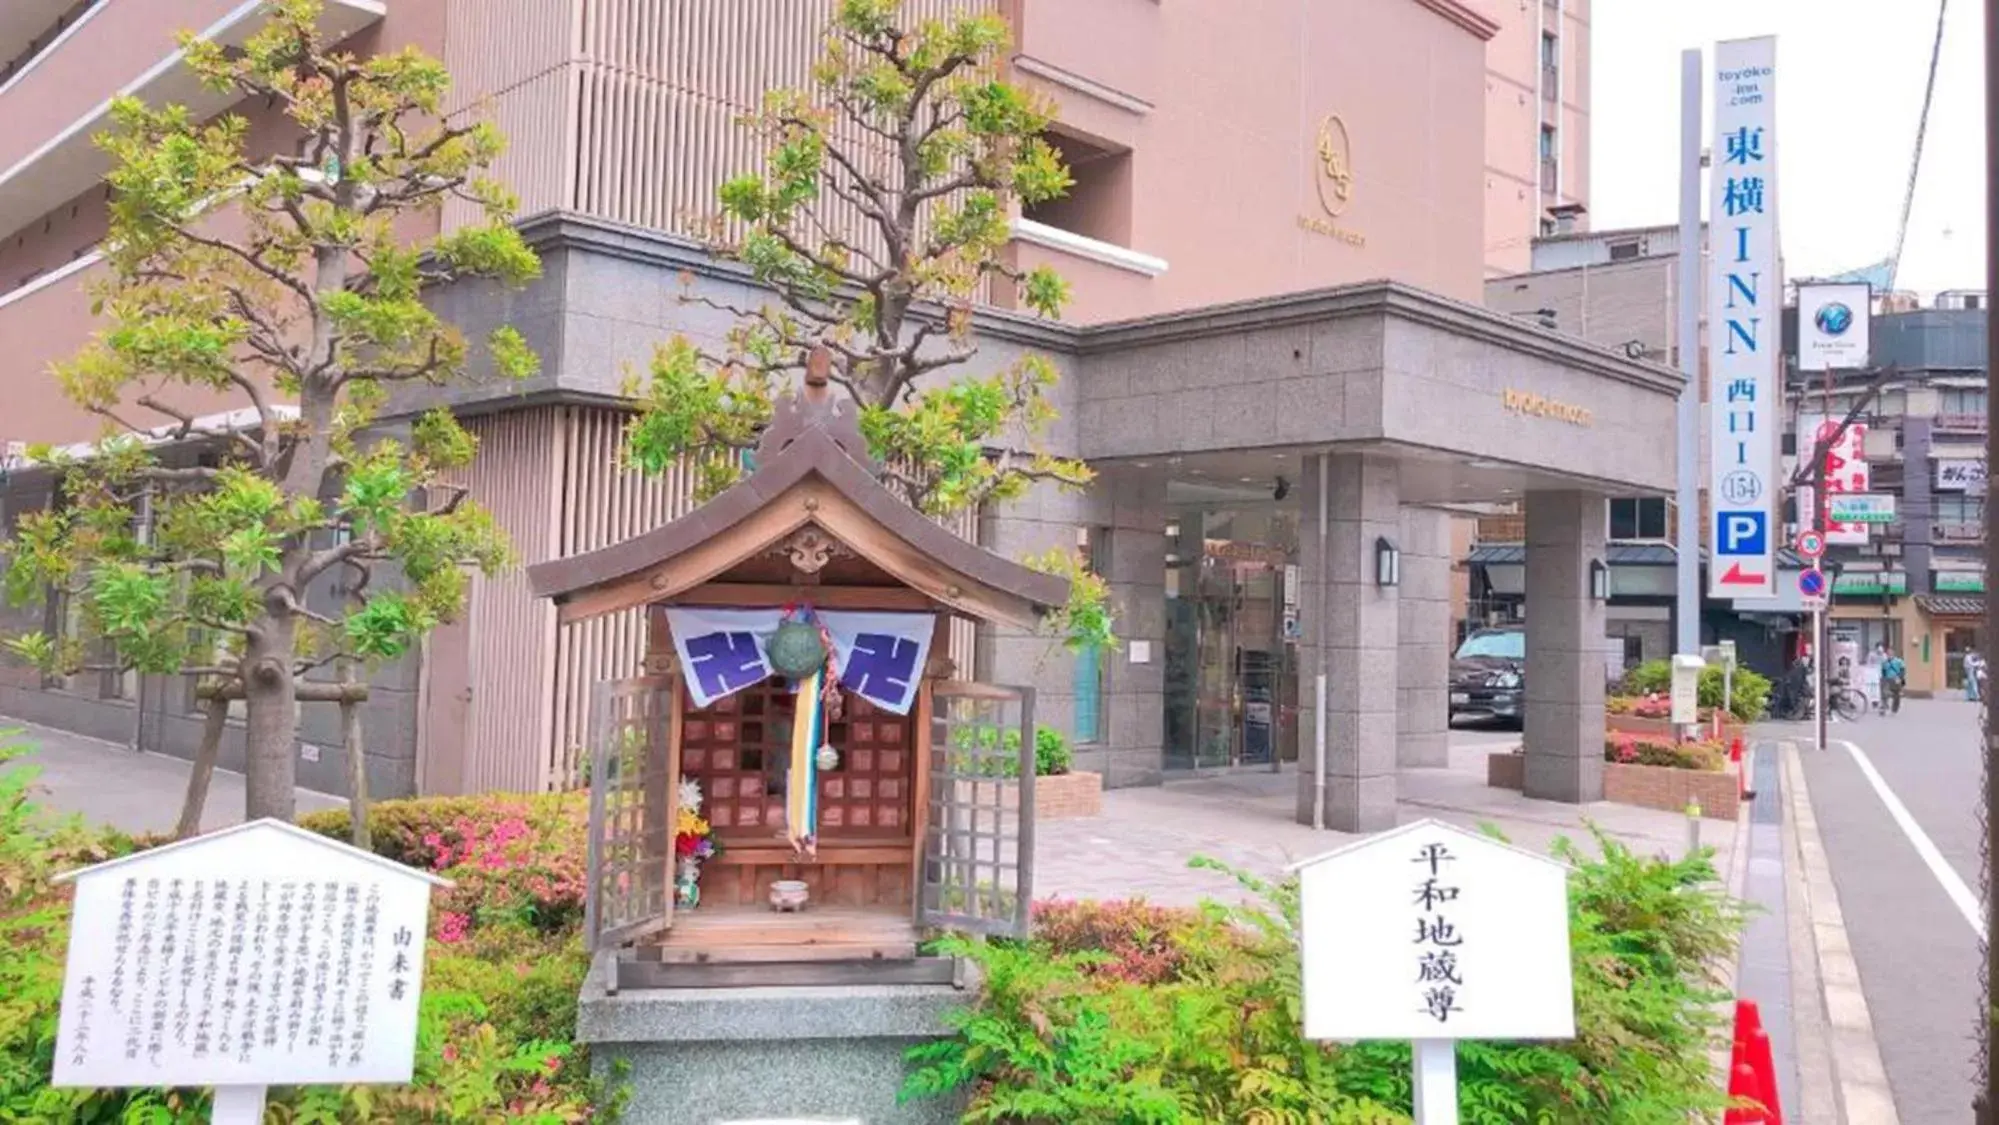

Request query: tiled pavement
[{"left": 1037, "top": 730, "right": 1727, "bottom": 906}]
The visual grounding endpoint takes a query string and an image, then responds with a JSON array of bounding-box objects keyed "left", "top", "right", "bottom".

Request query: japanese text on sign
[
  {"left": 52, "top": 820, "right": 444, "bottom": 1089},
  {"left": 1706, "top": 37, "right": 1780, "bottom": 598},
  {"left": 1296, "top": 820, "right": 1573, "bottom": 1043}
]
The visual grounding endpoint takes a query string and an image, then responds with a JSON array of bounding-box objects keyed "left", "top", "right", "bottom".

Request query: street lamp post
[{"left": 1979, "top": 3, "right": 1999, "bottom": 1118}]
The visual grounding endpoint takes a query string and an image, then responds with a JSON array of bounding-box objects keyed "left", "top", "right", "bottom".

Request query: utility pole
[
  {"left": 1982, "top": 0, "right": 1998, "bottom": 1115},
  {"left": 1675, "top": 48, "right": 1702, "bottom": 656}
]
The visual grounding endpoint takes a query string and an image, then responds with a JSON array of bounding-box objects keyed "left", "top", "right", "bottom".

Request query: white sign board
[
  {"left": 1936, "top": 458, "right": 1986, "bottom": 492},
  {"left": 1799, "top": 415, "right": 1871, "bottom": 545},
  {"left": 1295, "top": 819, "right": 1574, "bottom": 1043},
  {"left": 1670, "top": 655, "right": 1705, "bottom": 726},
  {"left": 1797, "top": 282, "right": 1872, "bottom": 372},
  {"left": 1706, "top": 36, "right": 1780, "bottom": 599},
  {"left": 52, "top": 819, "right": 448, "bottom": 1090},
  {"left": 1827, "top": 493, "right": 1895, "bottom": 524}
]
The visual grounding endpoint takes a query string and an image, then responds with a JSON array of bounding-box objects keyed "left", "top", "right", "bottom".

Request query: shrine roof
[{"left": 527, "top": 372, "right": 1069, "bottom": 628}]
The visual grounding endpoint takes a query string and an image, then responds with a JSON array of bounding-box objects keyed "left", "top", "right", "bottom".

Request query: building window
[
  {"left": 1541, "top": 31, "right": 1559, "bottom": 71},
  {"left": 1023, "top": 131, "right": 1133, "bottom": 249},
  {"left": 1607, "top": 240, "right": 1641, "bottom": 261},
  {"left": 1072, "top": 526, "right": 1111, "bottom": 744},
  {"left": 1935, "top": 494, "right": 1982, "bottom": 523},
  {"left": 1539, "top": 126, "right": 1558, "bottom": 194},
  {"left": 1609, "top": 497, "right": 1669, "bottom": 540},
  {"left": 1940, "top": 388, "right": 1988, "bottom": 416}
]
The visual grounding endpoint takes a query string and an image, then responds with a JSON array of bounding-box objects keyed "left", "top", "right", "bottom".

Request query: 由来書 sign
[
  {"left": 1707, "top": 36, "right": 1779, "bottom": 599},
  {"left": 51, "top": 819, "right": 448, "bottom": 1091}
]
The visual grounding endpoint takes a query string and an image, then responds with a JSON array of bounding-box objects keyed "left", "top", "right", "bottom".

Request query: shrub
[
  {"left": 1604, "top": 733, "right": 1728, "bottom": 771},
  {"left": 1617, "top": 659, "right": 1770, "bottom": 722},
  {"left": 1031, "top": 899, "right": 1201, "bottom": 984},
  {"left": 2, "top": 763, "right": 615, "bottom": 1123},
  {"left": 909, "top": 829, "right": 1742, "bottom": 1124},
  {"left": 1034, "top": 726, "right": 1073, "bottom": 777}
]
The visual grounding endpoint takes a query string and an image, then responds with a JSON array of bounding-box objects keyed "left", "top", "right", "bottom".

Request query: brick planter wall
[
  {"left": 1487, "top": 751, "right": 1738, "bottom": 820},
  {"left": 960, "top": 771, "right": 1103, "bottom": 820},
  {"left": 1033, "top": 771, "right": 1102, "bottom": 819},
  {"left": 1603, "top": 761, "right": 1738, "bottom": 820}
]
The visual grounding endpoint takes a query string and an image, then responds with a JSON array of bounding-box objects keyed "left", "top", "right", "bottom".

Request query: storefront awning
[{"left": 1916, "top": 595, "right": 1985, "bottom": 618}]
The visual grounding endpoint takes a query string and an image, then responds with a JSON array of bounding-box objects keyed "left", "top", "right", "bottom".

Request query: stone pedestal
[
  {"left": 1523, "top": 490, "right": 1608, "bottom": 803},
  {"left": 1297, "top": 453, "right": 1400, "bottom": 831},
  {"left": 1396, "top": 507, "right": 1452, "bottom": 768},
  {"left": 578, "top": 968, "right": 972, "bottom": 1124}
]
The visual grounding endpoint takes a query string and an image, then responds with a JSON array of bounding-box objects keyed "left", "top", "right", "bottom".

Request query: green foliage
[
  {"left": 1618, "top": 661, "right": 1770, "bottom": 722},
  {"left": 4, "top": 1, "right": 539, "bottom": 787},
  {"left": 1604, "top": 733, "right": 1729, "bottom": 771},
  {"left": 2, "top": 766, "right": 616, "bottom": 1122},
  {"left": 1034, "top": 726, "right": 1072, "bottom": 777},
  {"left": 620, "top": 3, "right": 1111, "bottom": 647},
  {"left": 909, "top": 829, "right": 1743, "bottom": 1123}
]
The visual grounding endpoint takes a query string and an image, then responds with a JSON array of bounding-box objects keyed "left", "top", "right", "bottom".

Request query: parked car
[{"left": 1450, "top": 627, "right": 1525, "bottom": 727}]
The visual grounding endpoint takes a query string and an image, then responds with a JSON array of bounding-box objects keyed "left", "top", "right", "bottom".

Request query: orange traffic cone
[
  {"left": 1723, "top": 1000, "right": 1781, "bottom": 1123},
  {"left": 1734, "top": 738, "right": 1756, "bottom": 801}
]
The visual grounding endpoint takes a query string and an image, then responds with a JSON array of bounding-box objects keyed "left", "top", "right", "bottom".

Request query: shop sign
[
  {"left": 1826, "top": 493, "right": 1895, "bottom": 524},
  {"left": 1501, "top": 389, "right": 1593, "bottom": 426},
  {"left": 1706, "top": 36, "right": 1780, "bottom": 599},
  {"left": 1832, "top": 571, "right": 1907, "bottom": 596},
  {"left": 1935, "top": 572, "right": 1985, "bottom": 593},
  {"left": 1935, "top": 458, "right": 1987, "bottom": 492},
  {"left": 1204, "top": 539, "right": 1289, "bottom": 568},
  {"left": 1799, "top": 415, "right": 1871, "bottom": 544},
  {"left": 1797, "top": 282, "right": 1872, "bottom": 372}
]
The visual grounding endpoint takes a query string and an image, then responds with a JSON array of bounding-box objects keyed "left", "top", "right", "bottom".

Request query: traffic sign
[
  {"left": 1798, "top": 568, "right": 1827, "bottom": 598},
  {"left": 1793, "top": 530, "right": 1825, "bottom": 560}
]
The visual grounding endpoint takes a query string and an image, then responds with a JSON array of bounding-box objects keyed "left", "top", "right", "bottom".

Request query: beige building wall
[{"left": 1478, "top": 0, "right": 1590, "bottom": 276}]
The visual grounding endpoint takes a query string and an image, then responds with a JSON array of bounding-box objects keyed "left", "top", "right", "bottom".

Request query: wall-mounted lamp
[
  {"left": 1589, "top": 558, "right": 1610, "bottom": 601},
  {"left": 1375, "top": 536, "right": 1400, "bottom": 588}
]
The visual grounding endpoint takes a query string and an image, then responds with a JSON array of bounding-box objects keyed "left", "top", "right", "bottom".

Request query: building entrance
[{"left": 1163, "top": 499, "right": 1300, "bottom": 773}]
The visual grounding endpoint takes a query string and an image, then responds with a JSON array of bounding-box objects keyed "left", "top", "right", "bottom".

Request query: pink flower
[
  {"left": 443, "top": 1043, "right": 459, "bottom": 1062},
  {"left": 437, "top": 911, "right": 470, "bottom": 945}
]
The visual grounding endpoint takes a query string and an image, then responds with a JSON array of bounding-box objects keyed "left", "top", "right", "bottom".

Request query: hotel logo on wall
[
  {"left": 1706, "top": 36, "right": 1779, "bottom": 599},
  {"left": 1298, "top": 112, "right": 1366, "bottom": 247},
  {"left": 1797, "top": 282, "right": 1871, "bottom": 372}
]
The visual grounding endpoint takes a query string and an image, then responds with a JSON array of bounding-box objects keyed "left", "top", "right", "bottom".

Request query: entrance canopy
[{"left": 526, "top": 368, "right": 1069, "bottom": 631}]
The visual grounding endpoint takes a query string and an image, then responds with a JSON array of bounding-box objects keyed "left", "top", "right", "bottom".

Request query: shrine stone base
[{"left": 577, "top": 959, "right": 973, "bottom": 1124}]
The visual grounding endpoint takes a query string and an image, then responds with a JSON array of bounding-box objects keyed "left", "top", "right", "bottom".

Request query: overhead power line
[{"left": 1888, "top": 0, "right": 1951, "bottom": 292}]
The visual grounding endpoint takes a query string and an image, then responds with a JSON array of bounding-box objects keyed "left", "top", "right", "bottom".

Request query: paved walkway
[
  {"left": 3, "top": 719, "right": 340, "bottom": 835},
  {"left": 1037, "top": 728, "right": 1727, "bottom": 906}
]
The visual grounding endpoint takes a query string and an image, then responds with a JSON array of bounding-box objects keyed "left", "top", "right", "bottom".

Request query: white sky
[{"left": 1589, "top": 0, "right": 1986, "bottom": 296}]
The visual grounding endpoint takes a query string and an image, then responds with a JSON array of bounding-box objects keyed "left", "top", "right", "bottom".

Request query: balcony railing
[
  {"left": 1935, "top": 412, "right": 1987, "bottom": 434},
  {"left": 0, "top": 0, "right": 385, "bottom": 242},
  {"left": 1935, "top": 522, "right": 1985, "bottom": 544}
]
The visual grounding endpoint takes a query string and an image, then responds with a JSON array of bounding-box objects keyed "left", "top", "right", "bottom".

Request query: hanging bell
[
  {"left": 766, "top": 620, "right": 828, "bottom": 679},
  {"left": 816, "top": 744, "right": 840, "bottom": 771}
]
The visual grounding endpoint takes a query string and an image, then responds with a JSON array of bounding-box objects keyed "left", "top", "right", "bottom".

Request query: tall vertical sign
[{"left": 1707, "top": 37, "right": 1779, "bottom": 599}]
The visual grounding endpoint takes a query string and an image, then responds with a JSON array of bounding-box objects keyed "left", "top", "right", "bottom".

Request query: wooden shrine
[{"left": 528, "top": 358, "right": 1068, "bottom": 991}]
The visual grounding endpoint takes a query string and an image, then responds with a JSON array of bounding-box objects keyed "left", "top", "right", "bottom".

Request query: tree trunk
[
  {"left": 341, "top": 659, "right": 370, "bottom": 850},
  {"left": 241, "top": 618, "right": 300, "bottom": 822},
  {"left": 174, "top": 698, "right": 230, "bottom": 840}
]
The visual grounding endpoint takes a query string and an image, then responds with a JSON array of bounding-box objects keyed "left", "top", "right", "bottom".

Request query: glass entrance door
[{"left": 1164, "top": 502, "right": 1298, "bottom": 773}]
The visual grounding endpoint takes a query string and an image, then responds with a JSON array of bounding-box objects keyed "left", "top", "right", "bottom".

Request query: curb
[{"left": 1784, "top": 739, "right": 1899, "bottom": 1124}]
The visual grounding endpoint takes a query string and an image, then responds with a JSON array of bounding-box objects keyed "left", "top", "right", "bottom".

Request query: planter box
[
  {"left": 1604, "top": 760, "right": 1739, "bottom": 820},
  {"left": 1607, "top": 713, "right": 1747, "bottom": 742},
  {"left": 1487, "top": 752, "right": 1738, "bottom": 820},
  {"left": 1033, "top": 770, "right": 1102, "bottom": 819},
  {"left": 952, "top": 771, "right": 1102, "bottom": 820}
]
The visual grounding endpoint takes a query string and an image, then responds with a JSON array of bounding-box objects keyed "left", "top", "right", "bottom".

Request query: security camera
[
  {"left": 1623, "top": 340, "right": 1647, "bottom": 360},
  {"left": 1273, "top": 476, "right": 1291, "bottom": 501}
]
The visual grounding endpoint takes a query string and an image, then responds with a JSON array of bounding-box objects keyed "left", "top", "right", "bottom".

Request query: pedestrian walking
[
  {"left": 1880, "top": 650, "right": 1906, "bottom": 715},
  {"left": 1966, "top": 651, "right": 1984, "bottom": 702}
]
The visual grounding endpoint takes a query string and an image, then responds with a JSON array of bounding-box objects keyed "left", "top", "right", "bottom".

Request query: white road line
[{"left": 1838, "top": 738, "right": 1987, "bottom": 941}]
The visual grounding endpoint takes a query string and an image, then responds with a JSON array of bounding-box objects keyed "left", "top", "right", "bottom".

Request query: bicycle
[{"left": 1826, "top": 683, "right": 1868, "bottom": 723}]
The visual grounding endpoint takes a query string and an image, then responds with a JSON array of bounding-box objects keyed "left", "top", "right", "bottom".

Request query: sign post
[
  {"left": 1293, "top": 819, "right": 1575, "bottom": 1125},
  {"left": 1706, "top": 36, "right": 1780, "bottom": 599},
  {"left": 49, "top": 819, "right": 451, "bottom": 1120}
]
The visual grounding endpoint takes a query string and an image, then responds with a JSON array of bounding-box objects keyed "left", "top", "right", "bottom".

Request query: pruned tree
[
  {"left": 1, "top": 0, "right": 541, "bottom": 829},
  {"left": 621, "top": 0, "right": 1110, "bottom": 643}
]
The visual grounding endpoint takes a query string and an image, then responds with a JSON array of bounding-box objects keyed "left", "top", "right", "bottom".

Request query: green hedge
[{"left": 1618, "top": 659, "right": 1770, "bottom": 722}]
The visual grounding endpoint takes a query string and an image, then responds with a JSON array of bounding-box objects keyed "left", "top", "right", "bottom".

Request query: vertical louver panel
[{"left": 442, "top": 0, "right": 583, "bottom": 230}]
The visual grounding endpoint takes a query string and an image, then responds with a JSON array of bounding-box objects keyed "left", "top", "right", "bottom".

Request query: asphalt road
[{"left": 1791, "top": 696, "right": 1986, "bottom": 1124}]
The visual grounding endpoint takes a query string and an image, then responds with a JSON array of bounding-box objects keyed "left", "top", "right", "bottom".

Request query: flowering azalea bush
[
  {"left": 2, "top": 745, "right": 618, "bottom": 1122},
  {"left": 1604, "top": 732, "right": 1728, "bottom": 771}
]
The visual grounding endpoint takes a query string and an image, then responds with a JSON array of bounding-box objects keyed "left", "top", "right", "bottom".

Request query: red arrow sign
[{"left": 1719, "top": 562, "right": 1768, "bottom": 586}]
